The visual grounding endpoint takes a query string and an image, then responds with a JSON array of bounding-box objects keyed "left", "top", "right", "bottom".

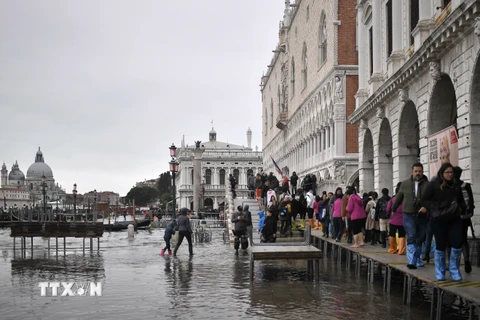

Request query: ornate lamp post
[
  {"left": 169, "top": 143, "right": 179, "bottom": 221},
  {"left": 41, "top": 174, "right": 47, "bottom": 220},
  {"left": 73, "top": 183, "right": 77, "bottom": 221},
  {"left": 93, "top": 189, "right": 97, "bottom": 222}
]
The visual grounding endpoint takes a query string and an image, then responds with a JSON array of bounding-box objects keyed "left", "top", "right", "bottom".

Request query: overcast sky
[{"left": 0, "top": 1, "right": 285, "bottom": 196}]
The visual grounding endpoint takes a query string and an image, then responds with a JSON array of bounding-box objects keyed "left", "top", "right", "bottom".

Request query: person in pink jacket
[
  {"left": 386, "top": 182, "right": 406, "bottom": 255},
  {"left": 346, "top": 188, "right": 366, "bottom": 248}
]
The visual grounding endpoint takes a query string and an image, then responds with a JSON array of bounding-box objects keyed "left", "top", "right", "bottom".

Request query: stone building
[
  {"left": 1, "top": 147, "right": 66, "bottom": 208},
  {"left": 350, "top": 0, "right": 480, "bottom": 229},
  {"left": 176, "top": 128, "right": 263, "bottom": 211},
  {"left": 261, "top": 0, "right": 359, "bottom": 192}
]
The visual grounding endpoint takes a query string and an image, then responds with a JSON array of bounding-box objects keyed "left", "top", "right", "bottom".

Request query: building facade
[
  {"left": 176, "top": 128, "right": 263, "bottom": 211},
  {"left": 1, "top": 148, "right": 66, "bottom": 209},
  {"left": 350, "top": 0, "right": 480, "bottom": 230},
  {"left": 261, "top": 0, "right": 359, "bottom": 192}
]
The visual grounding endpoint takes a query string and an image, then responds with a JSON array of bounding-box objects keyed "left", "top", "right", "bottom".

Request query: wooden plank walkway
[
  {"left": 310, "top": 230, "right": 480, "bottom": 320},
  {"left": 249, "top": 245, "right": 322, "bottom": 281}
]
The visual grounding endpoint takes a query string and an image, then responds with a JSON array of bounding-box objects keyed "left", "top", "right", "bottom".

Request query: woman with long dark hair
[
  {"left": 331, "top": 187, "right": 344, "bottom": 242},
  {"left": 422, "top": 163, "right": 466, "bottom": 281}
]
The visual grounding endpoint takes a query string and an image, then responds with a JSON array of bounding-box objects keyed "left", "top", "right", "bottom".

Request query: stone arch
[
  {"left": 203, "top": 198, "right": 213, "bottom": 209},
  {"left": 347, "top": 169, "right": 360, "bottom": 191},
  {"left": 377, "top": 118, "right": 393, "bottom": 192},
  {"left": 469, "top": 52, "right": 480, "bottom": 191},
  {"left": 428, "top": 75, "right": 457, "bottom": 135},
  {"left": 362, "top": 129, "right": 374, "bottom": 193},
  {"left": 398, "top": 101, "right": 420, "bottom": 180}
]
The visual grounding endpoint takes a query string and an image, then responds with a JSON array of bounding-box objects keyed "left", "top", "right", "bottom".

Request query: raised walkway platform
[{"left": 310, "top": 230, "right": 480, "bottom": 320}]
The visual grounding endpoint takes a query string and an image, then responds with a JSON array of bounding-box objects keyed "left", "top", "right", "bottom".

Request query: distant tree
[
  {"left": 157, "top": 172, "right": 171, "bottom": 194},
  {"left": 160, "top": 193, "right": 173, "bottom": 207},
  {"left": 125, "top": 186, "right": 160, "bottom": 206}
]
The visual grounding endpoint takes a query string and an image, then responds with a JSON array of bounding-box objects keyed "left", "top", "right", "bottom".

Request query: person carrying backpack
[
  {"left": 365, "top": 191, "right": 380, "bottom": 245},
  {"left": 376, "top": 188, "right": 392, "bottom": 248}
]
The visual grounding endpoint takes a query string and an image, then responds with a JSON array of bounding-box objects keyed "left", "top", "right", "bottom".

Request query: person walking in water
[
  {"left": 160, "top": 221, "right": 176, "bottom": 256},
  {"left": 173, "top": 208, "right": 193, "bottom": 256}
]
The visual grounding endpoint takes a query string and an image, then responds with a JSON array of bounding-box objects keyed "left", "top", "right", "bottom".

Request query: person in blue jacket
[{"left": 160, "top": 221, "right": 177, "bottom": 256}]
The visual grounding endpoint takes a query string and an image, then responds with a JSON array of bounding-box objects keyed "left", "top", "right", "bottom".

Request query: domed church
[{"left": 1, "top": 147, "right": 66, "bottom": 208}]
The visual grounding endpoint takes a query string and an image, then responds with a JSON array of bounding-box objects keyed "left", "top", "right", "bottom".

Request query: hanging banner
[{"left": 427, "top": 125, "right": 459, "bottom": 178}]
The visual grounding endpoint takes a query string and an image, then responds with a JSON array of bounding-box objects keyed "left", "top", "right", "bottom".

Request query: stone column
[
  {"left": 330, "top": 121, "right": 335, "bottom": 157},
  {"left": 369, "top": 0, "right": 383, "bottom": 91},
  {"left": 356, "top": 6, "right": 366, "bottom": 91},
  {"left": 192, "top": 148, "right": 205, "bottom": 212},
  {"left": 389, "top": 0, "right": 405, "bottom": 73},
  {"left": 334, "top": 105, "right": 346, "bottom": 156},
  {"left": 413, "top": 0, "right": 434, "bottom": 48}
]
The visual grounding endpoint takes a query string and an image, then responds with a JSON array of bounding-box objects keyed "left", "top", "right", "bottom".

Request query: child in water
[{"left": 160, "top": 221, "right": 177, "bottom": 256}]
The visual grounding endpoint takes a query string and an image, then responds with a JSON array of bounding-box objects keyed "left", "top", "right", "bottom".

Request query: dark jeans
[
  {"left": 431, "top": 217, "right": 463, "bottom": 250},
  {"left": 176, "top": 230, "right": 193, "bottom": 254},
  {"left": 280, "top": 220, "right": 288, "bottom": 234},
  {"left": 163, "top": 237, "right": 171, "bottom": 250},
  {"left": 307, "top": 208, "right": 314, "bottom": 219},
  {"left": 403, "top": 213, "right": 428, "bottom": 246},
  {"left": 333, "top": 217, "right": 344, "bottom": 240}
]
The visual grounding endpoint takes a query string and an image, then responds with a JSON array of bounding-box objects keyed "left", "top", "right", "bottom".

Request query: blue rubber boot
[
  {"left": 434, "top": 249, "right": 446, "bottom": 281},
  {"left": 415, "top": 244, "right": 424, "bottom": 267},
  {"left": 449, "top": 248, "right": 463, "bottom": 281},
  {"left": 407, "top": 244, "right": 417, "bottom": 269}
]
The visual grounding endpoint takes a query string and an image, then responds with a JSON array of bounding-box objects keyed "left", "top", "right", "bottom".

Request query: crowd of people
[{"left": 239, "top": 162, "right": 474, "bottom": 282}]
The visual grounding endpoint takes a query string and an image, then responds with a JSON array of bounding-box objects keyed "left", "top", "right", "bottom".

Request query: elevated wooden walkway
[{"left": 311, "top": 230, "right": 480, "bottom": 320}]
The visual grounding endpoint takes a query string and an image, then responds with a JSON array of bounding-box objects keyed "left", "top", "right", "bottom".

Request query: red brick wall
[
  {"left": 338, "top": 0, "right": 358, "bottom": 65},
  {"left": 346, "top": 75, "right": 358, "bottom": 153}
]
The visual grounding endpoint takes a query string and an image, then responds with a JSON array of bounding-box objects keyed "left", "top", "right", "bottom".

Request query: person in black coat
[
  {"left": 422, "top": 163, "right": 466, "bottom": 281},
  {"left": 173, "top": 208, "right": 194, "bottom": 256}
]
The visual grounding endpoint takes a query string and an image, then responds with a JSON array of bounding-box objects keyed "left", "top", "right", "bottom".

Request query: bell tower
[{"left": 1, "top": 162, "right": 7, "bottom": 187}]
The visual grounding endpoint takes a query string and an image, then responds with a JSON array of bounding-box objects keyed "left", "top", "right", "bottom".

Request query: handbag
[{"left": 431, "top": 200, "right": 461, "bottom": 221}]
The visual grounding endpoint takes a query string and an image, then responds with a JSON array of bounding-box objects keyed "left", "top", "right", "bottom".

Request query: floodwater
[{"left": 0, "top": 228, "right": 470, "bottom": 320}]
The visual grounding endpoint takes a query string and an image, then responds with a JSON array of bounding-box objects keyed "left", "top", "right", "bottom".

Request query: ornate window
[
  {"left": 205, "top": 169, "right": 212, "bottom": 185},
  {"left": 277, "top": 86, "right": 281, "bottom": 113},
  {"left": 386, "top": 0, "right": 393, "bottom": 56},
  {"left": 301, "top": 43, "right": 307, "bottom": 89},
  {"left": 264, "top": 108, "right": 268, "bottom": 135},
  {"left": 190, "top": 169, "right": 194, "bottom": 185},
  {"left": 291, "top": 57, "right": 295, "bottom": 97},
  {"left": 219, "top": 169, "right": 225, "bottom": 185},
  {"left": 270, "top": 99, "right": 274, "bottom": 128},
  {"left": 319, "top": 12, "right": 327, "bottom": 67},
  {"left": 233, "top": 169, "right": 239, "bottom": 185},
  {"left": 410, "top": 0, "right": 419, "bottom": 45}
]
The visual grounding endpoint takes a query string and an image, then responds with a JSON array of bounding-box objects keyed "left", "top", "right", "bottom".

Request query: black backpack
[{"left": 376, "top": 197, "right": 390, "bottom": 219}]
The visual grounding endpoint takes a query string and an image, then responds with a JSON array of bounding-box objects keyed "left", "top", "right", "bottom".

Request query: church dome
[
  {"left": 27, "top": 147, "right": 54, "bottom": 179},
  {"left": 9, "top": 161, "right": 25, "bottom": 181}
]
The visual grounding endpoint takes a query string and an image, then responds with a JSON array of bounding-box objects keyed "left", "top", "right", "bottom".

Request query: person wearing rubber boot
[
  {"left": 173, "top": 208, "right": 194, "bottom": 257},
  {"left": 305, "top": 189, "right": 315, "bottom": 230},
  {"left": 453, "top": 166, "right": 474, "bottom": 274},
  {"left": 232, "top": 205, "right": 248, "bottom": 255},
  {"left": 160, "top": 220, "right": 176, "bottom": 256},
  {"left": 393, "top": 162, "right": 429, "bottom": 269},
  {"left": 386, "top": 182, "right": 406, "bottom": 255},
  {"left": 422, "top": 163, "right": 466, "bottom": 281}
]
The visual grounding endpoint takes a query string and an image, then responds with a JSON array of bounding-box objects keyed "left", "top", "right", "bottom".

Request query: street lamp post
[
  {"left": 41, "top": 174, "right": 47, "bottom": 221},
  {"left": 93, "top": 189, "right": 97, "bottom": 222},
  {"left": 169, "top": 143, "right": 179, "bottom": 221},
  {"left": 73, "top": 183, "right": 77, "bottom": 222}
]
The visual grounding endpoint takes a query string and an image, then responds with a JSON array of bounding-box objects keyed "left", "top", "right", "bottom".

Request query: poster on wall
[{"left": 428, "top": 125, "right": 459, "bottom": 178}]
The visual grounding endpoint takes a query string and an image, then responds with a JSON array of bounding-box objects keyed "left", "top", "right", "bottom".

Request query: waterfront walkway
[{"left": 309, "top": 230, "right": 480, "bottom": 320}]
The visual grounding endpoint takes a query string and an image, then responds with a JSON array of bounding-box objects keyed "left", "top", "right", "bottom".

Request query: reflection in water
[{"left": 0, "top": 228, "right": 472, "bottom": 320}]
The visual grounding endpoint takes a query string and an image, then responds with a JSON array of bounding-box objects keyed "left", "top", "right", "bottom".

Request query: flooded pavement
[{"left": 0, "top": 228, "right": 467, "bottom": 320}]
